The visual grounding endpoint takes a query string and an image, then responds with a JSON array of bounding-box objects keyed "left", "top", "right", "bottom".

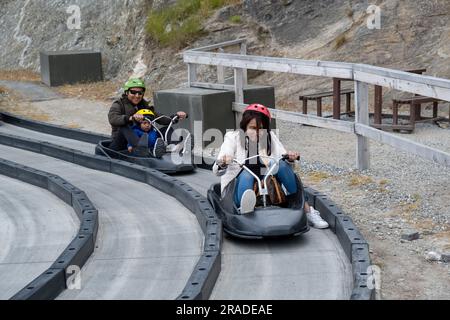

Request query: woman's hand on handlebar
[
  {"left": 218, "top": 155, "right": 233, "bottom": 168},
  {"left": 285, "top": 151, "right": 300, "bottom": 162}
]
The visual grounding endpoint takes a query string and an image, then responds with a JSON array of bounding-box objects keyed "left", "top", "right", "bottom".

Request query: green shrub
[
  {"left": 229, "top": 15, "right": 241, "bottom": 24},
  {"left": 147, "top": 0, "right": 239, "bottom": 48}
]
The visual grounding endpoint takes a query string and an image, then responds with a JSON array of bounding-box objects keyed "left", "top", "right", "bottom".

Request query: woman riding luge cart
[{"left": 208, "top": 104, "right": 328, "bottom": 238}]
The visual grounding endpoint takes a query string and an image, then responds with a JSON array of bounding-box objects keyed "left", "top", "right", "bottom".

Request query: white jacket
[{"left": 212, "top": 131, "right": 287, "bottom": 194}]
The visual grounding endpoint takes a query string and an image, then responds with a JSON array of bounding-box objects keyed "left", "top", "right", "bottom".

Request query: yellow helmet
[
  {"left": 136, "top": 109, "right": 155, "bottom": 122},
  {"left": 136, "top": 109, "right": 155, "bottom": 116}
]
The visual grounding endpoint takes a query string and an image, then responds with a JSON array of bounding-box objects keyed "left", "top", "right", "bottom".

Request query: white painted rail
[{"left": 184, "top": 39, "right": 450, "bottom": 169}]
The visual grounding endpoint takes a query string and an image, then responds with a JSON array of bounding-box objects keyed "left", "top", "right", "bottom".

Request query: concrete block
[
  {"left": 153, "top": 86, "right": 276, "bottom": 148},
  {"left": 441, "top": 253, "right": 450, "bottom": 263},
  {"left": 40, "top": 51, "right": 103, "bottom": 87},
  {"left": 401, "top": 230, "right": 420, "bottom": 241}
]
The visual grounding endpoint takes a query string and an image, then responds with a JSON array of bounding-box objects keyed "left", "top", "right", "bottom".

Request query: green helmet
[{"left": 123, "top": 78, "right": 146, "bottom": 92}]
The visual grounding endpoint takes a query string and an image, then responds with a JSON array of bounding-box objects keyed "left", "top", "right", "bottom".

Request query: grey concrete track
[
  {"left": 0, "top": 123, "right": 353, "bottom": 299},
  {"left": 0, "top": 122, "right": 95, "bottom": 154},
  {"left": 177, "top": 169, "right": 354, "bottom": 299},
  {"left": 0, "top": 144, "right": 203, "bottom": 299},
  {"left": 0, "top": 175, "right": 78, "bottom": 299}
]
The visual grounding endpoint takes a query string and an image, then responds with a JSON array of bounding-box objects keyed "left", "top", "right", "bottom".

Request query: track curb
[{"left": 0, "top": 158, "right": 98, "bottom": 300}]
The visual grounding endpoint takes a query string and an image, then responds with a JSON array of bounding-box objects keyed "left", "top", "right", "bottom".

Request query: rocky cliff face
[
  {"left": 242, "top": 0, "right": 450, "bottom": 105},
  {"left": 1, "top": 0, "right": 450, "bottom": 105},
  {"left": 0, "top": 0, "right": 152, "bottom": 78}
]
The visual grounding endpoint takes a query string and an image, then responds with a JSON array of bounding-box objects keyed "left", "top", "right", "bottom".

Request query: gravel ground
[
  {"left": 1, "top": 83, "right": 449, "bottom": 299},
  {"left": 278, "top": 120, "right": 450, "bottom": 299}
]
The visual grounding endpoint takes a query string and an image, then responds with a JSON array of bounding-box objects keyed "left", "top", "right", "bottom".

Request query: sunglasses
[{"left": 128, "top": 90, "right": 144, "bottom": 96}]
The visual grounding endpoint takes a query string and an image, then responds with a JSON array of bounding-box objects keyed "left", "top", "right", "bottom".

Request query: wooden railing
[{"left": 184, "top": 39, "right": 450, "bottom": 169}]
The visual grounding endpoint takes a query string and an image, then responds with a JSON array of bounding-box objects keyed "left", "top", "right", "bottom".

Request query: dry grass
[
  {"left": 0, "top": 69, "right": 40, "bottom": 82},
  {"left": 334, "top": 34, "right": 347, "bottom": 49},
  {"left": 56, "top": 81, "right": 121, "bottom": 101},
  {"left": 0, "top": 103, "right": 52, "bottom": 122},
  {"left": 306, "top": 171, "right": 331, "bottom": 183},
  {"left": 396, "top": 195, "right": 422, "bottom": 223},
  {"left": 0, "top": 86, "right": 52, "bottom": 122},
  {"left": 346, "top": 9, "right": 354, "bottom": 19},
  {"left": 348, "top": 174, "right": 374, "bottom": 187},
  {"left": 66, "top": 123, "right": 81, "bottom": 129}
]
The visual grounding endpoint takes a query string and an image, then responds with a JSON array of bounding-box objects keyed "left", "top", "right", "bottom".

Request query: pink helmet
[{"left": 244, "top": 103, "right": 272, "bottom": 120}]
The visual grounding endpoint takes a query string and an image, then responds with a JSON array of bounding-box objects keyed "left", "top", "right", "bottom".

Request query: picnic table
[
  {"left": 299, "top": 86, "right": 354, "bottom": 117},
  {"left": 373, "top": 69, "right": 427, "bottom": 126},
  {"left": 389, "top": 95, "right": 447, "bottom": 132}
]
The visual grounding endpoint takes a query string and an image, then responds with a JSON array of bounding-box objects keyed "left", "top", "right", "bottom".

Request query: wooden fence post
[
  {"left": 234, "top": 68, "right": 245, "bottom": 128},
  {"left": 355, "top": 81, "right": 370, "bottom": 170},
  {"left": 240, "top": 41, "right": 248, "bottom": 86},
  {"left": 188, "top": 63, "right": 197, "bottom": 87},
  {"left": 217, "top": 48, "right": 225, "bottom": 84}
]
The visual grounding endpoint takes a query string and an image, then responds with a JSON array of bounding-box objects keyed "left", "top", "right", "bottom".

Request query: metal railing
[{"left": 184, "top": 39, "right": 450, "bottom": 169}]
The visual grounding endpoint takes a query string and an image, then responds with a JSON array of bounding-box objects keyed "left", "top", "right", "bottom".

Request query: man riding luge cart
[{"left": 95, "top": 78, "right": 195, "bottom": 173}]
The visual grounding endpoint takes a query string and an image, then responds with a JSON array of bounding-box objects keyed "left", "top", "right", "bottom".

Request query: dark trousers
[
  {"left": 109, "top": 126, "right": 140, "bottom": 151},
  {"left": 109, "top": 126, "right": 174, "bottom": 151}
]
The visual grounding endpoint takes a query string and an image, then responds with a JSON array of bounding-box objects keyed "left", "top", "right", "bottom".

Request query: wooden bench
[{"left": 299, "top": 88, "right": 354, "bottom": 117}]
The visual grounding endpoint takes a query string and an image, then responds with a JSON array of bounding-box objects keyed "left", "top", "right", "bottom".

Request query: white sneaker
[
  {"left": 239, "top": 189, "right": 256, "bottom": 214},
  {"left": 307, "top": 206, "right": 329, "bottom": 229}
]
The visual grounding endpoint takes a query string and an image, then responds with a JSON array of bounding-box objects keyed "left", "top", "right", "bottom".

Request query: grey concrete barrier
[
  {"left": 0, "top": 131, "right": 222, "bottom": 300},
  {"left": 0, "top": 158, "right": 99, "bottom": 300},
  {"left": 11, "top": 269, "right": 66, "bottom": 300},
  {"left": 177, "top": 251, "right": 222, "bottom": 300},
  {"left": 0, "top": 112, "right": 108, "bottom": 144}
]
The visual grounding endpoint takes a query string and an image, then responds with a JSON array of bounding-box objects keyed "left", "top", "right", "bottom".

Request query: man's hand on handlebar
[
  {"left": 176, "top": 111, "right": 187, "bottom": 120},
  {"left": 131, "top": 113, "right": 144, "bottom": 122}
]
